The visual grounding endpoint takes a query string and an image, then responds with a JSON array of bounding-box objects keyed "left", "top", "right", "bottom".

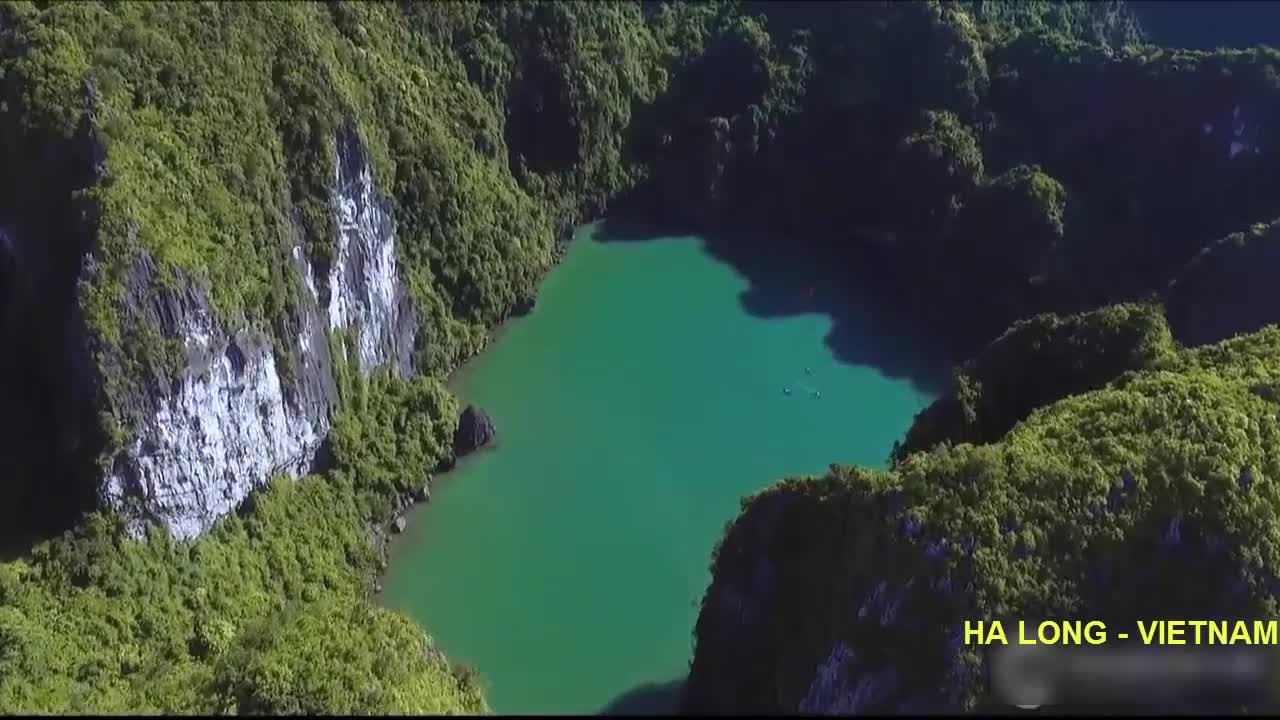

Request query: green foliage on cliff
[
  {"left": 0, "top": 0, "right": 734, "bottom": 713},
  {"left": 0, "top": 350, "right": 477, "bottom": 713},
  {"left": 4, "top": 0, "right": 1280, "bottom": 715},
  {"left": 931, "top": 164, "right": 1067, "bottom": 338},
  {"left": 0, "top": 467, "right": 484, "bottom": 714},
  {"left": 2, "top": 0, "right": 545, "bottom": 375},
  {"left": 691, "top": 325, "right": 1280, "bottom": 712},
  {"left": 646, "top": 0, "right": 1280, "bottom": 353},
  {"left": 898, "top": 336, "right": 1280, "bottom": 640},
  {"left": 964, "top": 0, "right": 1145, "bottom": 48},
  {"left": 680, "top": 23, "right": 1280, "bottom": 688},
  {"left": 0, "top": 0, "right": 706, "bottom": 393},
  {"left": 0, "top": 311, "right": 472, "bottom": 712},
  {"left": 1164, "top": 218, "right": 1280, "bottom": 346},
  {"left": 473, "top": 2, "right": 673, "bottom": 219},
  {"left": 209, "top": 596, "right": 484, "bottom": 715},
  {"left": 982, "top": 35, "right": 1280, "bottom": 317},
  {"left": 893, "top": 303, "right": 1175, "bottom": 462},
  {"left": 330, "top": 365, "right": 459, "bottom": 518},
  {"left": 897, "top": 109, "right": 985, "bottom": 232}
]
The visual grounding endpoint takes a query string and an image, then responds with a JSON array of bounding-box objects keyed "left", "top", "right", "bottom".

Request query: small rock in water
[
  {"left": 453, "top": 404, "right": 497, "bottom": 456},
  {"left": 392, "top": 516, "right": 407, "bottom": 534},
  {"left": 373, "top": 581, "right": 383, "bottom": 594},
  {"left": 413, "top": 482, "right": 431, "bottom": 503}
]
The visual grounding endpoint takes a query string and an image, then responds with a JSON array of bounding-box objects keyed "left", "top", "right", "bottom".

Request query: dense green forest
[
  {"left": 0, "top": 352, "right": 481, "bottom": 711},
  {"left": 687, "top": 325, "right": 1280, "bottom": 712},
  {"left": 1, "top": 0, "right": 693, "bottom": 710},
  {"left": 1, "top": 0, "right": 1279, "bottom": 713},
  {"left": 890, "top": 303, "right": 1175, "bottom": 462},
  {"left": 625, "top": 0, "right": 1280, "bottom": 352}
]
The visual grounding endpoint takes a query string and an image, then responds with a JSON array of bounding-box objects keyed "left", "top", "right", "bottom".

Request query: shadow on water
[
  {"left": 599, "top": 677, "right": 687, "bottom": 716},
  {"left": 595, "top": 218, "right": 955, "bottom": 397}
]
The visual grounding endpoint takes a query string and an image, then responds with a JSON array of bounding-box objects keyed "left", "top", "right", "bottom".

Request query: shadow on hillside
[
  {"left": 0, "top": 532, "right": 40, "bottom": 564},
  {"left": 1132, "top": 1, "right": 1280, "bottom": 50},
  {"left": 599, "top": 677, "right": 686, "bottom": 716},
  {"left": 594, "top": 218, "right": 954, "bottom": 397}
]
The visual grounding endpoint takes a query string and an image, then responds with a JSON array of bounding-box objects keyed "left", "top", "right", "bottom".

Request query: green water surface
[{"left": 382, "top": 223, "right": 940, "bottom": 714}]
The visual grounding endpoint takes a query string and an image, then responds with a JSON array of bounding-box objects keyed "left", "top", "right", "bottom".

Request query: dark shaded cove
[
  {"left": 0, "top": 86, "right": 108, "bottom": 558},
  {"left": 595, "top": 218, "right": 954, "bottom": 398},
  {"left": 599, "top": 677, "right": 686, "bottom": 716}
]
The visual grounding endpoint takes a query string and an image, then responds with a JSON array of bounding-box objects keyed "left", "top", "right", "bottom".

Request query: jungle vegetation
[
  {"left": 1, "top": 0, "right": 1278, "bottom": 713},
  {"left": 688, "top": 325, "right": 1280, "bottom": 712}
]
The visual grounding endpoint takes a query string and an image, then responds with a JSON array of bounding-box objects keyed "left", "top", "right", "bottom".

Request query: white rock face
[
  {"left": 102, "top": 319, "right": 322, "bottom": 539},
  {"left": 326, "top": 132, "right": 413, "bottom": 373},
  {"left": 103, "top": 131, "right": 413, "bottom": 539}
]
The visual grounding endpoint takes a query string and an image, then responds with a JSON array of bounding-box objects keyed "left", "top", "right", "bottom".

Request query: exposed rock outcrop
[
  {"left": 101, "top": 128, "right": 416, "bottom": 539},
  {"left": 453, "top": 404, "right": 496, "bottom": 457},
  {"left": 326, "top": 129, "right": 417, "bottom": 376},
  {"left": 413, "top": 479, "right": 432, "bottom": 503},
  {"left": 100, "top": 258, "right": 331, "bottom": 540}
]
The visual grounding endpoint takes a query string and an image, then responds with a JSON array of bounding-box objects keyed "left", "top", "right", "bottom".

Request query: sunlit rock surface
[{"left": 103, "top": 130, "right": 415, "bottom": 538}]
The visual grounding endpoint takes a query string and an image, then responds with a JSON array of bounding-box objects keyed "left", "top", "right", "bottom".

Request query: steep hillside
[
  {"left": 0, "top": 0, "right": 701, "bottom": 541},
  {"left": 0, "top": 0, "right": 706, "bottom": 712},
  {"left": 628, "top": 0, "right": 1280, "bottom": 351},
  {"left": 891, "top": 303, "right": 1175, "bottom": 462},
  {"left": 3, "top": 0, "right": 1280, "bottom": 714},
  {"left": 678, "top": 8, "right": 1280, "bottom": 711},
  {"left": 688, "top": 327, "right": 1280, "bottom": 713},
  {"left": 1165, "top": 219, "right": 1280, "bottom": 347}
]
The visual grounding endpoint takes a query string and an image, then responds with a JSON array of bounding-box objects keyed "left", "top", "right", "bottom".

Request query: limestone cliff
[
  {"left": 0, "top": 120, "right": 414, "bottom": 541},
  {"left": 100, "top": 129, "right": 414, "bottom": 539},
  {"left": 687, "top": 328, "right": 1280, "bottom": 713},
  {"left": 0, "top": 0, "right": 693, "bottom": 546}
]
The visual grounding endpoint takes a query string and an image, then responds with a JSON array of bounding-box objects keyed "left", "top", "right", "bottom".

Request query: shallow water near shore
[{"left": 382, "top": 222, "right": 942, "bottom": 714}]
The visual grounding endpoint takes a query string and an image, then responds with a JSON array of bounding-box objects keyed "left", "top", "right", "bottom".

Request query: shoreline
[
  {"left": 367, "top": 210, "right": 957, "bottom": 593},
  {"left": 369, "top": 215, "right": 596, "bottom": 597},
  {"left": 361, "top": 212, "right": 953, "bottom": 713}
]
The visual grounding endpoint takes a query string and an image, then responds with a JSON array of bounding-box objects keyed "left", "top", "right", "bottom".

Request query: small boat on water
[{"left": 783, "top": 387, "right": 792, "bottom": 396}]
